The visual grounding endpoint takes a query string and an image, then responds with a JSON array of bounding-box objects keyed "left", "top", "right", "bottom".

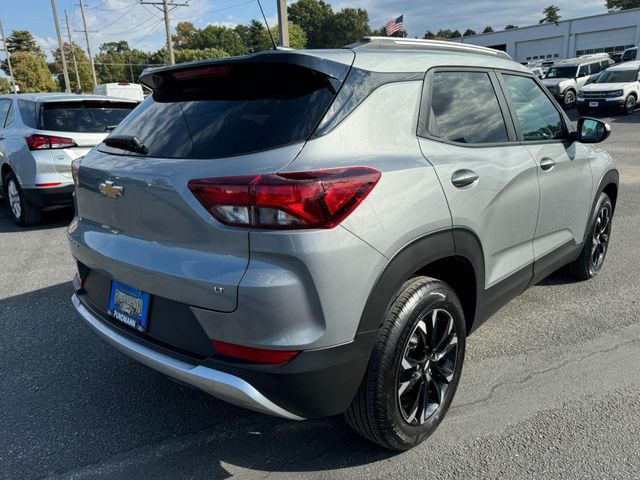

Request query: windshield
[
  {"left": 596, "top": 69, "right": 639, "bottom": 83},
  {"left": 545, "top": 66, "right": 577, "bottom": 79},
  {"left": 41, "top": 102, "right": 135, "bottom": 133}
]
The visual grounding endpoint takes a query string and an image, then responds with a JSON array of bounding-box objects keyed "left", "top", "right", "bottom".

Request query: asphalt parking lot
[{"left": 1, "top": 110, "right": 639, "bottom": 480}]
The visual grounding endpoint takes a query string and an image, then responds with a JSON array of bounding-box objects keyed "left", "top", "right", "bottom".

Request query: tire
[
  {"left": 623, "top": 95, "right": 636, "bottom": 115},
  {"left": 567, "top": 192, "right": 613, "bottom": 280},
  {"left": 562, "top": 90, "right": 576, "bottom": 110},
  {"left": 3, "top": 171, "right": 42, "bottom": 226},
  {"left": 345, "top": 276, "right": 466, "bottom": 451}
]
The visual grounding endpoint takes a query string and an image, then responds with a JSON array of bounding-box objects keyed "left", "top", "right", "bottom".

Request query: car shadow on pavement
[
  {"left": 0, "top": 282, "right": 397, "bottom": 480},
  {"left": 0, "top": 200, "right": 74, "bottom": 233}
]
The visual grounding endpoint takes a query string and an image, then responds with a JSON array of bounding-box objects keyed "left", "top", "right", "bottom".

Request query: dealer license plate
[
  {"left": 108, "top": 281, "right": 150, "bottom": 332},
  {"left": 589, "top": 101, "right": 599, "bottom": 107}
]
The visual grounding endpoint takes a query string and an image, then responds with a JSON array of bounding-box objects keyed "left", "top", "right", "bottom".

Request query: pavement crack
[{"left": 452, "top": 336, "right": 640, "bottom": 411}]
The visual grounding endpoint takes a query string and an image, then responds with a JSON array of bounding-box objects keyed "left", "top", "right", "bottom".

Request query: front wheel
[
  {"left": 345, "top": 277, "right": 466, "bottom": 451},
  {"left": 623, "top": 95, "right": 636, "bottom": 115},
  {"left": 567, "top": 192, "right": 613, "bottom": 280},
  {"left": 562, "top": 90, "right": 576, "bottom": 110}
]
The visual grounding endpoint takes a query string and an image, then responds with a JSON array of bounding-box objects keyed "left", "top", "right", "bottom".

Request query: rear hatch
[
  {"left": 29, "top": 99, "right": 137, "bottom": 178},
  {"left": 73, "top": 51, "right": 354, "bottom": 312}
]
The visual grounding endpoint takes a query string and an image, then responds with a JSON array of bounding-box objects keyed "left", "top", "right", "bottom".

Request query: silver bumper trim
[{"left": 71, "top": 294, "right": 305, "bottom": 421}]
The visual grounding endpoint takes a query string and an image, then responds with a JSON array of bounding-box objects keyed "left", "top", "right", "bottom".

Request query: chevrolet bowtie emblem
[{"left": 99, "top": 180, "right": 124, "bottom": 199}]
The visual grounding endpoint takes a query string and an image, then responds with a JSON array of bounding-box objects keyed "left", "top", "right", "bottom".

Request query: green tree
[
  {"left": 605, "top": 0, "right": 640, "bottom": 10},
  {"left": 505, "top": 24, "right": 519, "bottom": 30},
  {"left": 4, "top": 51, "right": 57, "bottom": 92},
  {"left": 95, "top": 41, "right": 160, "bottom": 83},
  {"left": 174, "top": 48, "right": 229, "bottom": 63},
  {"left": 51, "top": 43, "right": 94, "bottom": 92},
  {"left": 436, "top": 29, "right": 453, "bottom": 38},
  {"left": 173, "top": 22, "right": 198, "bottom": 49},
  {"left": 193, "top": 25, "right": 246, "bottom": 55},
  {"left": 323, "top": 8, "right": 370, "bottom": 47},
  {"left": 449, "top": 30, "right": 462, "bottom": 38},
  {"left": 423, "top": 30, "right": 437, "bottom": 39},
  {"left": 0, "top": 77, "right": 11, "bottom": 94},
  {"left": 236, "top": 19, "right": 271, "bottom": 53},
  {"left": 483, "top": 25, "right": 494, "bottom": 33},
  {"left": 289, "top": 0, "right": 334, "bottom": 48},
  {"left": 6, "top": 30, "right": 45, "bottom": 58},
  {"left": 463, "top": 28, "right": 477, "bottom": 36},
  {"left": 540, "top": 5, "right": 561, "bottom": 23}
]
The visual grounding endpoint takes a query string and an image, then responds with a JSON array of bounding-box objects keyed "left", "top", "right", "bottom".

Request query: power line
[{"left": 139, "top": 1, "right": 189, "bottom": 65}]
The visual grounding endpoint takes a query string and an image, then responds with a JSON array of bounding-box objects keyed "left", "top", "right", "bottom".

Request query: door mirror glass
[{"left": 577, "top": 117, "right": 611, "bottom": 143}]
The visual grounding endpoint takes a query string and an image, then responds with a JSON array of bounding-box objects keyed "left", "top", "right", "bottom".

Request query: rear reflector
[
  {"left": 188, "top": 167, "right": 381, "bottom": 229},
  {"left": 35, "top": 183, "right": 62, "bottom": 188},
  {"left": 26, "top": 134, "right": 77, "bottom": 150},
  {"left": 212, "top": 340, "right": 300, "bottom": 365}
]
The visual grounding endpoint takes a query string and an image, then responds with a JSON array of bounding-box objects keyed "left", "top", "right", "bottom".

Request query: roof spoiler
[{"left": 139, "top": 51, "right": 353, "bottom": 90}]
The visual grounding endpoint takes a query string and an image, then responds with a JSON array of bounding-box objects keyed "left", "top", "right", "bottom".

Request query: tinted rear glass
[
  {"left": 41, "top": 102, "right": 135, "bottom": 133},
  {"left": 100, "top": 62, "right": 336, "bottom": 159}
]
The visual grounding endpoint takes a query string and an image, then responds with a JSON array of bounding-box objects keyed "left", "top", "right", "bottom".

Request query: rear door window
[
  {"left": 101, "top": 62, "right": 337, "bottom": 159},
  {"left": 426, "top": 71, "right": 509, "bottom": 144},
  {"left": 41, "top": 102, "right": 135, "bottom": 133}
]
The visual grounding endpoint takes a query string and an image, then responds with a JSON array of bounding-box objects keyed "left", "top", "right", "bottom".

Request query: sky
[{"left": 0, "top": 0, "right": 610, "bottom": 59}]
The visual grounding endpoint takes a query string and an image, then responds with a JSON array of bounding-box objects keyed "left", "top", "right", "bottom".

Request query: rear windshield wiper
[
  {"left": 103, "top": 135, "right": 149, "bottom": 155},
  {"left": 105, "top": 125, "right": 118, "bottom": 132}
]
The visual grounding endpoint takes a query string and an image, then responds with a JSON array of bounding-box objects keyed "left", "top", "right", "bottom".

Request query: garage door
[
  {"left": 575, "top": 27, "right": 637, "bottom": 56},
  {"left": 515, "top": 37, "right": 564, "bottom": 62}
]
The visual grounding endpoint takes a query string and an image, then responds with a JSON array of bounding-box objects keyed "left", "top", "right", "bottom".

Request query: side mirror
[{"left": 575, "top": 117, "right": 611, "bottom": 144}]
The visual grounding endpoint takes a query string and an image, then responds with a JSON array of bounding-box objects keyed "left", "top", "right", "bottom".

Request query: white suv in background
[
  {"left": 578, "top": 61, "right": 640, "bottom": 115},
  {"left": 543, "top": 54, "right": 614, "bottom": 109}
]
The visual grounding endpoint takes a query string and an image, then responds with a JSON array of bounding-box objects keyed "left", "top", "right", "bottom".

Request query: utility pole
[
  {"left": 140, "top": 1, "right": 189, "bottom": 65},
  {"left": 65, "top": 10, "right": 81, "bottom": 92},
  {"left": 79, "top": 0, "right": 97, "bottom": 88},
  {"left": 276, "top": 0, "right": 289, "bottom": 47},
  {"left": 0, "top": 20, "right": 16, "bottom": 93},
  {"left": 162, "top": 0, "right": 175, "bottom": 65},
  {"left": 51, "top": 0, "right": 71, "bottom": 93}
]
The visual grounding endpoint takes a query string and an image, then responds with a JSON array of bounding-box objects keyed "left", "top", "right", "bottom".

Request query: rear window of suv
[
  {"left": 100, "top": 62, "right": 337, "bottom": 159},
  {"left": 41, "top": 102, "right": 135, "bottom": 133}
]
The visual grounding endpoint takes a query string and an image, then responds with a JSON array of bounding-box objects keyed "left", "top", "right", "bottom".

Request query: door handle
[
  {"left": 0, "top": 136, "right": 5, "bottom": 141},
  {"left": 451, "top": 169, "right": 479, "bottom": 188},
  {"left": 540, "top": 157, "right": 556, "bottom": 171}
]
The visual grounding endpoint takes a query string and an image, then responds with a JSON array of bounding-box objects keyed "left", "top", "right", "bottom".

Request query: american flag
[{"left": 385, "top": 15, "right": 404, "bottom": 36}]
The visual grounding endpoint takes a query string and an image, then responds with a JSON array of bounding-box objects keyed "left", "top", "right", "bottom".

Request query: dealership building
[{"left": 457, "top": 8, "right": 640, "bottom": 62}]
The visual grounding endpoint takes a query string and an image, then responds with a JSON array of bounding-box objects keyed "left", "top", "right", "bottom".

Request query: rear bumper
[
  {"left": 72, "top": 291, "right": 377, "bottom": 419},
  {"left": 72, "top": 293, "right": 305, "bottom": 420},
  {"left": 23, "top": 185, "right": 74, "bottom": 207}
]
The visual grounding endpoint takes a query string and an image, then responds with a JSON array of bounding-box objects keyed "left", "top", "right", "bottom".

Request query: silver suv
[
  {"left": 0, "top": 94, "right": 137, "bottom": 225},
  {"left": 68, "top": 38, "right": 618, "bottom": 451},
  {"left": 543, "top": 54, "right": 614, "bottom": 109}
]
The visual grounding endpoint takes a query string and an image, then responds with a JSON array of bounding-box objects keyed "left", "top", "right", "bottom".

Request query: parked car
[
  {"left": 609, "top": 52, "right": 624, "bottom": 63},
  {"left": 543, "top": 54, "right": 614, "bottom": 109},
  {"left": 93, "top": 83, "right": 144, "bottom": 102},
  {"left": 0, "top": 94, "right": 138, "bottom": 225},
  {"left": 578, "top": 61, "right": 640, "bottom": 115},
  {"left": 621, "top": 47, "right": 639, "bottom": 62},
  {"left": 68, "top": 38, "right": 618, "bottom": 451}
]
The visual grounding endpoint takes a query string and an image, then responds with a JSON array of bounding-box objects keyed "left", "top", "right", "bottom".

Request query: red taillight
[
  {"left": 26, "top": 134, "right": 77, "bottom": 150},
  {"left": 188, "top": 167, "right": 381, "bottom": 229},
  {"left": 71, "top": 158, "right": 82, "bottom": 186},
  {"left": 212, "top": 340, "right": 300, "bottom": 365}
]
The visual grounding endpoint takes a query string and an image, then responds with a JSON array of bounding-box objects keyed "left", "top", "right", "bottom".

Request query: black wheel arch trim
[
  {"left": 357, "top": 228, "right": 487, "bottom": 336},
  {"left": 585, "top": 169, "right": 619, "bottom": 243}
]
